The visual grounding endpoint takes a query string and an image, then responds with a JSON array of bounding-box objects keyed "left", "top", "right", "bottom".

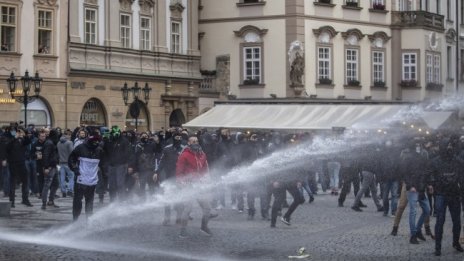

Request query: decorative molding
[
  {"left": 37, "top": 0, "right": 58, "bottom": 6},
  {"left": 312, "top": 26, "right": 338, "bottom": 38},
  {"left": 119, "top": 0, "right": 134, "bottom": 12},
  {"left": 139, "top": 0, "right": 154, "bottom": 15},
  {"left": 367, "top": 31, "right": 391, "bottom": 43},
  {"left": 341, "top": 28, "right": 365, "bottom": 40},
  {"left": 84, "top": 0, "right": 98, "bottom": 5},
  {"left": 234, "top": 25, "right": 268, "bottom": 38},
  {"left": 446, "top": 28, "right": 457, "bottom": 43},
  {"left": 170, "top": 2, "right": 185, "bottom": 13}
]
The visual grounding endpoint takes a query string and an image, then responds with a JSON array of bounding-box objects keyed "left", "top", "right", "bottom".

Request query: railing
[
  {"left": 199, "top": 74, "right": 216, "bottom": 92},
  {"left": 392, "top": 11, "right": 444, "bottom": 31}
]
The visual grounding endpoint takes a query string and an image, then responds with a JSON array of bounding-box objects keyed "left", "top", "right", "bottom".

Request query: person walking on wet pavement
[
  {"left": 69, "top": 133, "right": 104, "bottom": 221},
  {"left": 176, "top": 136, "right": 212, "bottom": 238},
  {"left": 351, "top": 145, "right": 384, "bottom": 212},
  {"left": 430, "top": 137, "right": 464, "bottom": 256},
  {"left": 6, "top": 127, "right": 33, "bottom": 208},
  {"left": 41, "top": 129, "right": 60, "bottom": 210}
]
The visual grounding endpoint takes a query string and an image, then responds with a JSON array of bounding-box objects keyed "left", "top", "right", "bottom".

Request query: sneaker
[
  {"left": 10, "top": 202, "right": 15, "bottom": 208},
  {"left": 410, "top": 236, "right": 419, "bottom": 244},
  {"left": 200, "top": 226, "right": 212, "bottom": 236},
  {"left": 359, "top": 202, "right": 367, "bottom": 208},
  {"left": 434, "top": 249, "right": 441, "bottom": 256},
  {"left": 391, "top": 226, "right": 398, "bottom": 236},
  {"left": 21, "top": 201, "right": 33, "bottom": 207},
  {"left": 67, "top": 192, "right": 74, "bottom": 197},
  {"left": 351, "top": 206, "right": 362, "bottom": 212},
  {"left": 209, "top": 213, "right": 219, "bottom": 219},
  {"left": 178, "top": 228, "right": 188, "bottom": 238},
  {"left": 338, "top": 202, "right": 343, "bottom": 207},
  {"left": 309, "top": 196, "right": 314, "bottom": 203},
  {"left": 238, "top": 209, "right": 244, "bottom": 213},
  {"left": 41, "top": 204, "right": 46, "bottom": 210},
  {"left": 453, "top": 242, "right": 464, "bottom": 252},
  {"left": 280, "top": 217, "right": 291, "bottom": 226},
  {"left": 270, "top": 223, "right": 276, "bottom": 228},
  {"left": 416, "top": 231, "right": 426, "bottom": 241},
  {"left": 62, "top": 193, "right": 66, "bottom": 198},
  {"left": 377, "top": 206, "right": 384, "bottom": 212},
  {"left": 47, "top": 201, "right": 60, "bottom": 208}
]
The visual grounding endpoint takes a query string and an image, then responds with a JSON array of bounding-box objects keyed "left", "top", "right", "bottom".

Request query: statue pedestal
[{"left": 291, "top": 84, "right": 305, "bottom": 97}]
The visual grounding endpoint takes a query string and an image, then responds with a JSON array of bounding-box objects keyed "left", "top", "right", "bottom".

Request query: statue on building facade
[{"left": 288, "top": 41, "right": 304, "bottom": 87}]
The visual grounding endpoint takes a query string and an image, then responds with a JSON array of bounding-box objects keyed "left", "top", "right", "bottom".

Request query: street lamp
[
  {"left": 6, "top": 71, "right": 43, "bottom": 127},
  {"left": 121, "top": 82, "right": 151, "bottom": 131}
]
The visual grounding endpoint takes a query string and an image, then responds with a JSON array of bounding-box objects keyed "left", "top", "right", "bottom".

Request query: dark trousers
[
  {"left": 73, "top": 183, "right": 96, "bottom": 221},
  {"left": 25, "top": 159, "right": 38, "bottom": 194},
  {"left": 42, "top": 167, "right": 59, "bottom": 204},
  {"left": 246, "top": 182, "right": 269, "bottom": 217},
  {"left": 338, "top": 170, "right": 360, "bottom": 205},
  {"left": 434, "top": 195, "right": 461, "bottom": 250},
  {"left": 96, "top": 168, "right": 108, "bottom": 200},
  {"left": 37, "top": 171, "right": 44, "bottom": 197},
  {"left": 271, "top": 183, "right": 304, "bottom": 226},
  {"left": 9, "top": 162, "right": 29, "bottom": 203}
]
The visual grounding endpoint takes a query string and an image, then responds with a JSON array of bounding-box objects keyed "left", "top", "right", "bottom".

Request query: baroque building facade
[
  {"left": 198, "top": 0, "right": 464, "bottom": 112},
  {"left": 0, "top": 0, "right": 201, "bottom": 131}
]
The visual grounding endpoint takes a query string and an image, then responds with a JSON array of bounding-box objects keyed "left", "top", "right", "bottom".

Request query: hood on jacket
[{"left": 59, "top": 136, "right": 68, "bottom": 143}]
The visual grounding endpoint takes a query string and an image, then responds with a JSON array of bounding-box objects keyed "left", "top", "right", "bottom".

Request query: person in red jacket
[{"left": 176, "top": 135, "right": 212, "bottom": 238}]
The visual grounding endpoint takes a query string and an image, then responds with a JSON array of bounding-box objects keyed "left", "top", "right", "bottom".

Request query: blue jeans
[
  {"left": 434, "top": 195, "right": 461, "bottom": 247},
  {"left": 299, "top": 179, "right": 313, "bottom": 199},
  {"left": 25, "top": 159, "right": 38, "bottom": 194},
  {"left": 327, "top": 161, "right": 340, "bottom": 191},
  {"left": 42, "top": 167, "right": 59, "bottom": 204},
  {"left": 407, "top": 191, "right": 430, "bottom": 236},
  {"left": 59, "top": 163, "right": 74, "bottom": 193},
  {"left": 381, "top": 180, "right": 399, "bottom": 215}
]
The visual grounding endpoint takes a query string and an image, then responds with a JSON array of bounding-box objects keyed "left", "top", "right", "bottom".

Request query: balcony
[
  {"left": 392, "top": 11, "right": 444, "bottom": 31},
  {"left": 199, "top": 71, "right": 219, "bottom": 94}
]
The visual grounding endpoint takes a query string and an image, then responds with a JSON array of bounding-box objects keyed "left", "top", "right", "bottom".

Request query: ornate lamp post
[
  {"left": 6, "top": 71, "right": 43, "bottom": 127},
  {"left": 121, "top": 82, "right": 151, "bottom": 131}
]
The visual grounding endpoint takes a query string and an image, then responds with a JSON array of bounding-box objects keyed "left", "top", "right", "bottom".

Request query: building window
[
  {"left": 399, "top": 0, "right": 413, "bottom": 11},
  {"left": 345, "top": 0, "right": 358, "bottom": 7},
  {"left": 0, "top": 6, "right": 16, "bottom": 52},
  {"left": 402, "top": 53, "right": 417, "bottom": 80},
  {"left": 38, "top": 10, "right": 52, "bottom": 54},
  {"left": 426, "top": 53, "right": 433, "bottom": 83},
  {"left": 243, "top": 46, "right": 261, "bottom": 83},
  {"left": 433, "top": 54, "right": 441, "bottom": 83},
  {"left": 171, "top": 21, "right": 181, "bottom": 53},
  {"left": 317, "top": 46, "right": 331, "bottom": 81},
  {"left": 84, "top": 8, "right": 97, "bottom": 44},
  {"left": 140, "top": 17, "right": 151, "bottom": 51},
  {"left": 120, "top": 14, "right": 131, "bottom": 48},
  {"left": 372, "top": 51, "right": 385, "bottom": 83},
  {"left": 346, "top": 49, "right": 359, "bottom": 83},
  {"left": 437, "top": 0, "right": 441, "bottom": 14}
]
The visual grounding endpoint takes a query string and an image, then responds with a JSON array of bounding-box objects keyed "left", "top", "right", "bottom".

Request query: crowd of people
[{"left": 0, "top": 123, "right": 463, "bottom": 256}]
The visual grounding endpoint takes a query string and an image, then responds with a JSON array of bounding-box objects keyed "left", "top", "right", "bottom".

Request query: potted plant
[
  {"left": 345, "top": 1, "right": 358, "bottom": 7},
  {"left": 426, "top": 82, "right": 444, "bottom": 91},
  {"left": 400, "top": 79, "right": 418, "bottom": 87},
  {"left": 243, "top": 78, "right": 260, "bottom": 85},
  {"left": 319, "top": 77, "right": 332, "bottom": 85},
  {"left": 373, "top": 81, "right": 386, "bottom": 87},
  {"left": 373, "top": 3, "right": 386, "bottom": 10},
  {"left": 347, "top": 79, "right": 360, "bottom": 86},
  {"left": 319, "top": 0, "right": 331, "bottom": 4}
]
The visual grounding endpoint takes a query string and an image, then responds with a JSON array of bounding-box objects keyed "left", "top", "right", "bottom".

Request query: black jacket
[
  {"left": 135, "top": 141, "right": 157, "bottom": 172},
  {"left": 400, "top": 149, "right": 431, "bottom": 192},
  {"left": 42, "top": 138, "right": 58, "bottom": 169},
  {"left": 429, "top": 155, "right": 463, "bottom": 197},
  {"left": 103, "top": 136, "right": 134, "bottom": 167},
  {"left": 156, "top": 144, "right": 184, "bottom": 181},
  {"left": 6, "top": 137, "right": 31, "bottom": 164}
]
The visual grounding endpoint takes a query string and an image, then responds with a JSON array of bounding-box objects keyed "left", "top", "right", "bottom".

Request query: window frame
[
  {"left": 140, "top": 16, "right": 151, "bottom": 51},
  {"left": 242, "top": 45, "right": 262, "bottom": 83},
  {"left": 402, "top": 52, "right": 418, "bottom": 81},
  {"left": 84, "top": 7, "right": 97, "bottom": 45},
  {"left": 120, "top": 13, "right": 132, "bottom": 49},
  {"left": 239, "top": 41, "right": 264, "bottom": 87},
  {"left": 37, "top": 9, "right": 53, "bottom": 55},
  {"left": 317, "top": 45, "right": 332, "bottom": 81},
  {"left": 171, "top": 20, "right": 181, "bottom": 53},
  {"left": 0, "top": 5, "right": 17, "bottom": 52},
  {"left": 345, "top": 48, "right": 360, "bottom": 84},
  {"left": 372, "top": 49, "right": 385, "bottom": 84}
]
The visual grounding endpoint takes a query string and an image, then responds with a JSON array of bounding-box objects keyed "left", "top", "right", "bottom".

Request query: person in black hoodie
[
  {"left": 41, "top": 129, "right": 60, "bottom": 209},
  {"left": 6, "top": 127, "right": 33, "bottom": 207},
  {"left": 104, "top": 126, "right": 134, "bottom": 202},
  {"left": 69, "top": 133, "right": 104, "bottom": 221},
  {"left": 0, "top": 128, "right": 12, "bottom": 198},
  {"left": 154, "top": 131, "right": 185, "bottom": 225},
  {"left": 430, "top": 137, "right": 464, "bottom": 256},
  {"left": 134, "top": 132, "right": 157, "bottom": 198}
]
